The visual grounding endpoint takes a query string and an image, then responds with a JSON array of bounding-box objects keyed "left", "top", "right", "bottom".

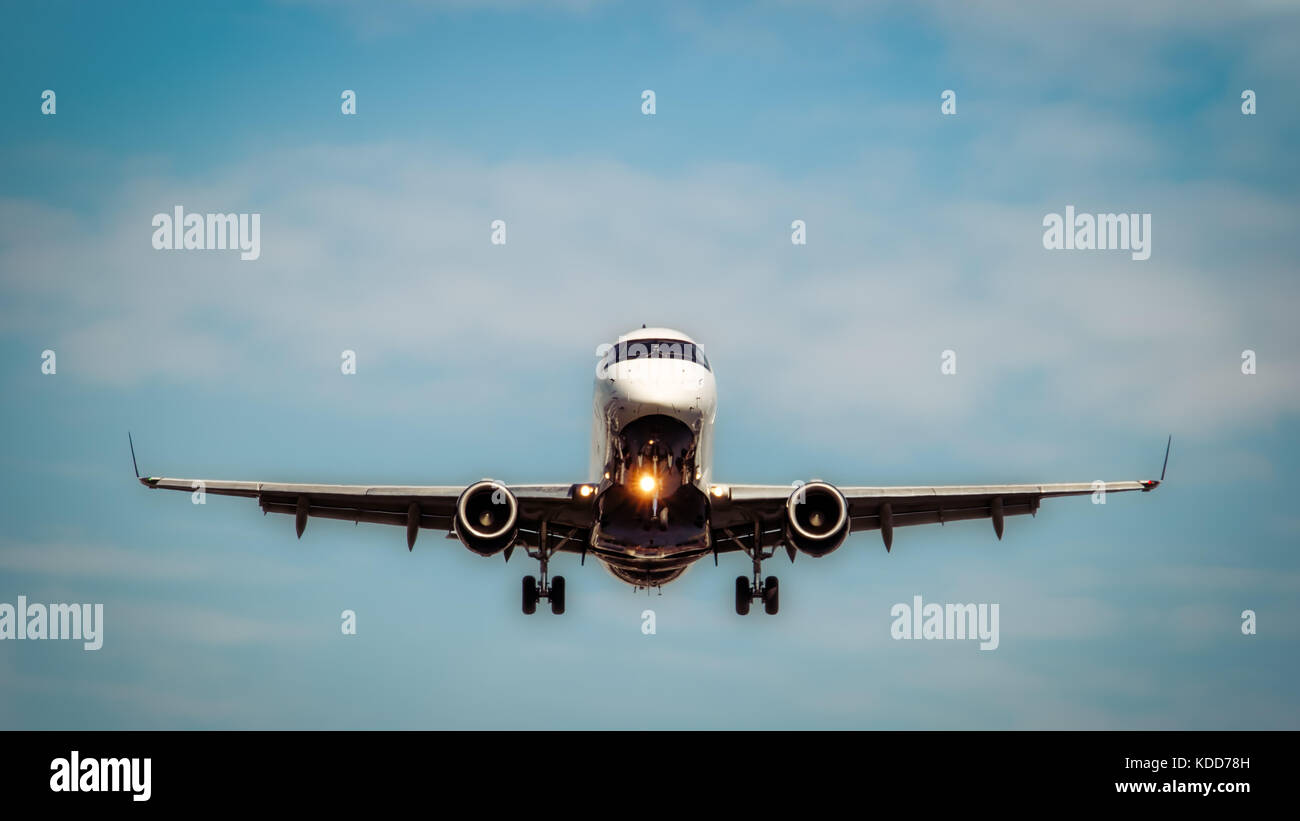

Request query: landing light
[
  {"left": 710, "top": 484, "right": 729, "bottom": 498},
  {"left": 578, "top": 485, "right": 594, "bottom": 498},
  {"left": 638, "top": 474, "right": 657, "bottom": 494}
]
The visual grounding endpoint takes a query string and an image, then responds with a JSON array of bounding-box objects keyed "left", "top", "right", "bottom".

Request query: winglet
[
  {"left": 1140, "top": 435, "right": 1171, "bottom": 492},
  {"left": 129, "top": 432, "right": 156, "bottom": 487}
]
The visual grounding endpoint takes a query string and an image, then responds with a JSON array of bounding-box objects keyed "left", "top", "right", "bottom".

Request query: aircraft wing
[
  {"left": 134, "top": 434, "right": 1166, "bottom": 563},
  {"left": 136, "top": 475, "right": 595, "bottom": 553},
  {"left": 709, "top": 477, "right": 1160, "bottom": 555}
]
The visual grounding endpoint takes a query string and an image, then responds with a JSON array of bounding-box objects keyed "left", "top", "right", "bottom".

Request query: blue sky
[{"left": 1, "top": 0, "right": 1297, "bottom": 728}]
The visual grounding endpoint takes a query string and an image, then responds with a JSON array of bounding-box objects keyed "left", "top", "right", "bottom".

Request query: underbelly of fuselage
[
  {"left": 590, "top": 413, "right": 712, "bottom": 588},
  {"left": 595, "top": 552, "right": 709, "bottom": 589}
]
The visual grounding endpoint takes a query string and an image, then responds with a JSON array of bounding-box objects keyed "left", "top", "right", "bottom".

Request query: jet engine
[
  {"left": 784, "top": 481, "right": 850, "bottom": 557},
  {"left": 454, "top": 481, "right": 519, "bottom": 556}
]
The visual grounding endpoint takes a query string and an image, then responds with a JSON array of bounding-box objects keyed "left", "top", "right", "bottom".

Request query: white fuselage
[
  {"left": 591, "top": 329, "right": 717, "bottom": 487},
  {"left": 585, "top": 328, "right": 718, "bottom": 586}
]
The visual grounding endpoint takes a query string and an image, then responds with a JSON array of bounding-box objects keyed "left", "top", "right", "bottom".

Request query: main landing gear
[
  {"left": 522, "top": 574, "right": 564, "bottom": 615},
  {"left": 521, "top": 530, "right": 565, "bottom": 615},
  {"left": 735, "top": 539, "right": 780, "bottom": 615}
]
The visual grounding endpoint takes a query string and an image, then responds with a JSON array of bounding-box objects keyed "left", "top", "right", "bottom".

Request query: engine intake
[
  {"left": 785, "top": 481, "right": 849, "bottom": 557},
  {"left": 455, "top": 481, "right": 519, "bottom": 556}
]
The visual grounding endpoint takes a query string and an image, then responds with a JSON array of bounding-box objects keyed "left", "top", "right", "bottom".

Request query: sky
[{"left": 0, "top": 0, "right": 1297, "bottom": 729}]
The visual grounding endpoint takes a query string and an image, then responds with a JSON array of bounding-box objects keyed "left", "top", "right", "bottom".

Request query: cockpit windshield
[{"left": 603, "top": 338, "right": 711, "bottom": 371}]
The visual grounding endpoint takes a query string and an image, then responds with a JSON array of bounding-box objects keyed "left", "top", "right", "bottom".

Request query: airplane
[{"left": 133, "top": 326, "right": 1168, "bottom": 616}]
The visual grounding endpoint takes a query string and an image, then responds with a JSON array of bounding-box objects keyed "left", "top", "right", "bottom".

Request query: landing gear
[
  {"left": 522, "top": 575, "right": 538, "bottom": 615},
  {"left": 520, "top": 522, "right": 567, "bottom": 615},
  {"left": 550, "top": 575, "right": 566, "bottom": 615},
  {"left": 733, "top": 575, "right": 780, "bottom": 615},
  {"left": 763, "top": 576, "right": 779, "bottom": 615},
  {"left": 735, "top": 576, "right": 751, "bottom": 615},
  {"left": 521, "top": 568, "right": 565, "bottom": 616},
  {"left": 735, "top": 533, "right": 781, "bottom": 615}
]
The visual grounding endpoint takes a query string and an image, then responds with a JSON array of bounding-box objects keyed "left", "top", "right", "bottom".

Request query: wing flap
[
  {"left": 713, "top": 477, "right": 1158, "bottom": 547},
  {"left": 259, "top": 500, "right": 453, "bottom": 530},
  {"left": 140, "top": 475, "right": 593, "bottom": 546},
  {"left": 848, "top": 496, "right": 1040, "bottom": 531}
]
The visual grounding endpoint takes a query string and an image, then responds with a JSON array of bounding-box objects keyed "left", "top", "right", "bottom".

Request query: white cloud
[{"left": 2, "top": 138, "right": 1295, "bottom": 465}]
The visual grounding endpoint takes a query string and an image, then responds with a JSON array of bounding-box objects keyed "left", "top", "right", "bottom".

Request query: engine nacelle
[
  {"left": 454, "top": 481, "right": 519, "bottom": 556},
  {"left": 785, "top": 481, "right": 850, "bottom": 557}
]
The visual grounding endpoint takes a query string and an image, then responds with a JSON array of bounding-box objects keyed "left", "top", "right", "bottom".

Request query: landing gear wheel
[
  {"left": 522, "top": 575, "right": 538, "bottom": 615},
  {"left": 763, "top": 576, "right": 780, "bottom": 615},
  {"left": 550, "top": 576, "right": 566, "bottom": 615},
  {"left": 735, "top": 576, "right": 751, "bottom": 615}
]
